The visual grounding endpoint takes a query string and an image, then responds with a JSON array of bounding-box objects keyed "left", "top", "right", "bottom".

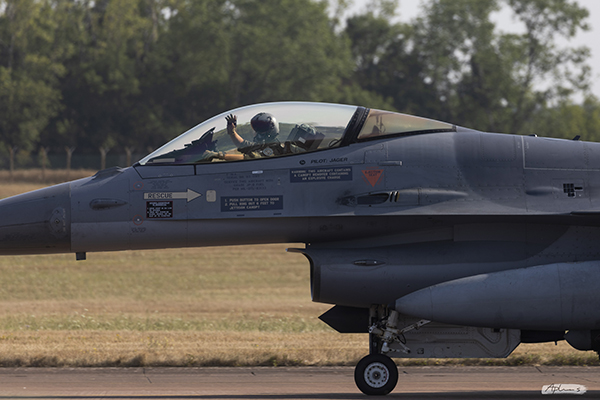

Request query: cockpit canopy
[{"left": 138, "top": 102, "right": 454, "bottom": 165}]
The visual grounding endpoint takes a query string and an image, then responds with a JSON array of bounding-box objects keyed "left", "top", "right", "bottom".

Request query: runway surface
[{"left": 0, "top": 366, "right": 599, "bottom": 399}]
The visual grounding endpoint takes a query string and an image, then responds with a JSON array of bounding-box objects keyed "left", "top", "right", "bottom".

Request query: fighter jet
[{"left": 1, "top": 101, "right": 600, "bottom": 395}]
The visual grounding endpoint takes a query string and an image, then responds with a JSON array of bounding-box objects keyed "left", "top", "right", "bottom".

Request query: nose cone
[{"left": 0, "top": 182, "right": 71, "bottom": 254}]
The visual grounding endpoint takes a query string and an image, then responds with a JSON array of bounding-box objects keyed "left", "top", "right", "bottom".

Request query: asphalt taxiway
[{"left": 0, "top": 366, "right": 599, "bottom": 399}]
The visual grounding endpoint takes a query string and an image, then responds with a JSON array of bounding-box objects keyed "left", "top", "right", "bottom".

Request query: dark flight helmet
[{"left": 251, "top": 112, "right": 279, "bottom": 141}]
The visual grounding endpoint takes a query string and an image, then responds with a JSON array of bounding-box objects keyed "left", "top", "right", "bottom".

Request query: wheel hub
[{"left": 364, "top": 362, "right": 389, "bottom": 388}]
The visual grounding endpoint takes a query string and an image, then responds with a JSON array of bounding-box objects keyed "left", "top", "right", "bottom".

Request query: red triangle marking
[{"left": 362, "top": 169, "right": 384, "bottom": 187}]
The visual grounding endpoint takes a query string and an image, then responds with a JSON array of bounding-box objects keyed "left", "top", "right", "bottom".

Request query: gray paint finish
[{"left": 2, "top": 102, "right": 600, "bottom": 394}]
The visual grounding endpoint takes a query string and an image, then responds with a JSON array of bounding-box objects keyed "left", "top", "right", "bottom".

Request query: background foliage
[{"left": 0, "top": 0, "right": 598, "bottom": 170}]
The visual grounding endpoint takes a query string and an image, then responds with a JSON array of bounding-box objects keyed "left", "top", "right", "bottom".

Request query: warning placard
[
  {"left": 221, "top": 196, "right": 283, "bottom": 212},
  {"left": 146, "top": 201, "right": 173, "bottom": 218},
  {"left": 290, "top": 167, "right": 352, "bottom": 183}
]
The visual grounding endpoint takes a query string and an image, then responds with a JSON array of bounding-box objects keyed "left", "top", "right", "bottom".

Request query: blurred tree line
[{"left": 0, "top": 0, "right": 598, "bottom": 172}]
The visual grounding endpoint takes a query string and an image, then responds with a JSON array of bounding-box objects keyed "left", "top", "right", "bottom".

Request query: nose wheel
[{"left": 354, "top": 353, "right": 398, "bottom": 395}]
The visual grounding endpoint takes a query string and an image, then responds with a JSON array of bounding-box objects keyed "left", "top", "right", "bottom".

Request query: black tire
[{"left": 354, "top": 353, "right": 399, "bottom": 396}]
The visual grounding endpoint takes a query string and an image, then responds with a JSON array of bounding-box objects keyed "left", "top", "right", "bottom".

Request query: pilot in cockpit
[{"left": 203, "top": 112, "right": 283, "bottom": 161}]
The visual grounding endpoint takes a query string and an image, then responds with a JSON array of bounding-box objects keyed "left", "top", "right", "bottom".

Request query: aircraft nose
[{"left": 0, "top": 182, "right": 71, "bottom": 254}]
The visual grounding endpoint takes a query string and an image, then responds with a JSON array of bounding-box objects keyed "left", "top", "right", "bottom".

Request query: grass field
[{"left": 0, "top": 171, "right": 598, "bottom": 367}]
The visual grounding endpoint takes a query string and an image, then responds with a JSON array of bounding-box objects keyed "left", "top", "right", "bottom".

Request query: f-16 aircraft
[{"left": 1, "top": 101, "right": 600, "bottom": 395}]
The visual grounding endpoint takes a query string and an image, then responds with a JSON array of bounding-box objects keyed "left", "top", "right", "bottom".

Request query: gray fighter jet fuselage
[{"left": 1, "top": 102, "right": 599, "bottom": 395}]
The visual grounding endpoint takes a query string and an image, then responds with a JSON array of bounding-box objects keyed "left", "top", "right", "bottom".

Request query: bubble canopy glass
[
  {"left": 138, "top": 102, "right": 357, "bottom": 165},
  {"left": 137, "top": 102, "right": 456, "bottom": 165},
  {"left": 357, "top": 109, "right": 454, "bottom": 140}
]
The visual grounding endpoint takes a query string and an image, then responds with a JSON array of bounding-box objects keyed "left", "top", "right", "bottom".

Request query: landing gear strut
[{"left": 354, "top": 306, "right": 430, "bottom": 395}]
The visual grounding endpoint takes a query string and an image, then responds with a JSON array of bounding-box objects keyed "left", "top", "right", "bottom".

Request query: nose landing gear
[{"left": 354, "top": 307, "right": 430, "bottom": 395}]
